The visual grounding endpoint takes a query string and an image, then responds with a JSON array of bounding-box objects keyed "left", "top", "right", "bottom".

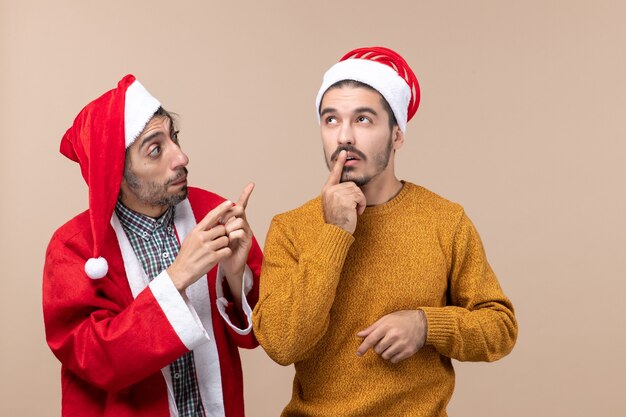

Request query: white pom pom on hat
[{"left": 60, "top": 74, "right": 161, "bottom": 280}]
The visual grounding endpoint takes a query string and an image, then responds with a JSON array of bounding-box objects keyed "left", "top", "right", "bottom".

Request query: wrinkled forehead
[{"left": 141, "top": 108, "right": 176, "bottom": 135}]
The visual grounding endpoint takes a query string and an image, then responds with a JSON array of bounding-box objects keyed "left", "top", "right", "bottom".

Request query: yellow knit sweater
[{"left": 253, "top": 182, "right": 517, "bottom": 417}]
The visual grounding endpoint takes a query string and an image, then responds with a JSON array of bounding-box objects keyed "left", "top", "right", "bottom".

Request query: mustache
[
  {"left": 165, "top": 167, "right": 188, "bottom": 186},
  {"left": 330, "top": 145, "right": 367, "bottom": 162}
]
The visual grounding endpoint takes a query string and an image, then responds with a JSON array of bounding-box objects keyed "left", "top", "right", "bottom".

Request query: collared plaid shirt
[{"left": 115, "top": 201, "right": 206, "bottom": 417}]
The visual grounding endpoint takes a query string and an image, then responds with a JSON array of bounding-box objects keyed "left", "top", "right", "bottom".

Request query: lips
[
  {"left": 331, "top": 146, "right": 367, "bottom": 162},
  {"left": 169, "top": 174, "right": 187, "bottom": 186},
  {"left": 345, "top": 153, "right": 360, "bottom": 165}
]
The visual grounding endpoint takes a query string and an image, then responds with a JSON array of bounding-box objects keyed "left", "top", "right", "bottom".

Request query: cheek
[
  {"left": 366, "top": 130, "right": 392, "bottom": 151},
  {"left": 133, "top": 164, "right": 161, "bottom": 184},
  {"left": 320, "top": 134, "right": 335, "bottom": 155}
]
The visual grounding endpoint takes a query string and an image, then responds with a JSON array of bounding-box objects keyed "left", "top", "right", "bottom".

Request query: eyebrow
[
  {"left": 138, "top": 131, "right": 165, "bottom": 150},
  {"left": 319, "top": 107, "right": 379, "bottom": 117},
  {"left": 354, "top": 107, "right": 378, "bottom": 116}
]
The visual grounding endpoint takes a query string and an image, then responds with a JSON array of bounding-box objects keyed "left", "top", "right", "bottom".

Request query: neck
[
  {"left": 118, "top": 195, "right": 168, "bottom": 219},
  {"left": 361, "top": 175, "right": 403, "bottom": 206}
]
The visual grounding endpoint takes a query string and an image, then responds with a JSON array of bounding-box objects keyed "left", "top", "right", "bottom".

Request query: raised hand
[
  {"left": 167, "top": 200, "right": 234, "bottom": 292},
  {"left": 219, "top": 183, "right": 255, "bottom": 288},
  {"left": 321, "top": 150, "right": 366, "bottom": 234},
  {"left": 356, "top": 310, "right": 428, "bottom": 364}
]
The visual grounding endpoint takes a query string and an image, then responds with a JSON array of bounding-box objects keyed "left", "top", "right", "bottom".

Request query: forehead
[
  {"left": 320, "top": 85, "right": 386, "bottom": 112},
  {"left": 127, "top": 115, "right": 172, "bottom": 153},
  {"left": 140, "top": 114, "right": 172, "bottom": 136}
]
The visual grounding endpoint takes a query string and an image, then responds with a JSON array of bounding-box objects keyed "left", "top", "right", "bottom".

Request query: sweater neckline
[{"left": 361, "top": 181, "right": 412, "bottom": 216}]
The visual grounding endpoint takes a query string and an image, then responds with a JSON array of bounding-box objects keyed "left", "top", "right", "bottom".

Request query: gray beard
[{"left": 123, "top": 169, "right": 188, "bottom": 208}]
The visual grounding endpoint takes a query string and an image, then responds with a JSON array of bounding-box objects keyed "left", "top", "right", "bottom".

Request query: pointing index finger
[
  {"left": 325, "top": 150, "right": 347, "bottom": 187},
  {"left": 236, "top": 182, "right": 255, "bottom": 209}
]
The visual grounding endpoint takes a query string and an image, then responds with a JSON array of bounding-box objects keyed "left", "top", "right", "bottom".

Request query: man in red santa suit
[{"left": 43, "top": 74, "right": 262, "bottom": 417}]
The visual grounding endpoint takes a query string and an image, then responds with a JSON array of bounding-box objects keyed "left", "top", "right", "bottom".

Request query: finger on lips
[{"left": 325, "top": 150, "right": 347, "bottom": 187}]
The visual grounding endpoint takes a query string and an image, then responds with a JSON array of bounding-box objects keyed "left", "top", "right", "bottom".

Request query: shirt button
[
  {"left": 162, "top": 252, "right": 169, "bottom": 259},
  {"left": 142, "top": 232, "right": 149, "bottom": 239},
  {"left": 174, "top": 372, "right": 181, "bottom": 379}
]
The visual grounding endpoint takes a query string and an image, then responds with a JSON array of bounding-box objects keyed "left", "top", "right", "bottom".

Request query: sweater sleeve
[
  {"left": 420, "top": 211, "right": 518, "bottom": 362},
  {"left": 42, "top": 235, "right": 197, "bottom": 393},
  {"left": 252, "top": 217, "right": 354, "bottom": 365}
]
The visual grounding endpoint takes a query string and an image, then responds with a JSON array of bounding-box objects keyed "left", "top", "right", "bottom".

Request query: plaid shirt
[{"left": 115, "top": 201, "right": 206, "bottom": 417}]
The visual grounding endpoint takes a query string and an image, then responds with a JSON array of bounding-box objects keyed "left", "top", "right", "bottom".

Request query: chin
[
  {"left": 173, "top": 188, "right": 189, "bottom": 204},
  {"left": 341, "top": 174, "right": 369, "bottom": 187},
  {"left": 155, "top": 189, "right": 188, "bottom": 207}
]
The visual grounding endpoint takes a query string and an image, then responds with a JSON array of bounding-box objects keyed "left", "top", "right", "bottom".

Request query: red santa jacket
[{"left": 43, "top": 187, "right": 262, "bottom": 417}]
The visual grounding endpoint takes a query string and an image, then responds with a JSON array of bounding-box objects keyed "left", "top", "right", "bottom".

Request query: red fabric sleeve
[{"left": 220, "top": 235, "right": 262, "bottom": 348}]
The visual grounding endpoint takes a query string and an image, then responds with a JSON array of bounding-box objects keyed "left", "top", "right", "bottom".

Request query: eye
[
  {"left": 325, "top": 116, "right": 337, "bottom": 124},
  {"left": 148, "top": 145, "right": 161, "bottom": 158},
  {"left": 171, "top": 130, "right": 180, "bottom": 144},
  {"left": 356, "top": 115, "right": 371, "bottom": 123}
]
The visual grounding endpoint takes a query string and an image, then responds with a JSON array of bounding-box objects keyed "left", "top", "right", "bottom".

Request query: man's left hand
[{"left": 356, "top": 310, "right": 428, "bottom": 364}]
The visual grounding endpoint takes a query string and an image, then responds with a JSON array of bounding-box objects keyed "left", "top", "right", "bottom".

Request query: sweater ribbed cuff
[
  {"left": 420, "top": 307, "right": 458, "bottom": 347},
  {"left": 313, "top": 223, "right": 355, "bottom": 269}
]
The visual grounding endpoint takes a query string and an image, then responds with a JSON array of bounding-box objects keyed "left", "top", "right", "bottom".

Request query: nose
[
  {"left": 337, "top": 121, "right": 354, "bottom": 145},
  {"left": 171, "top": 145, "right": 189, "bottom": 169}
]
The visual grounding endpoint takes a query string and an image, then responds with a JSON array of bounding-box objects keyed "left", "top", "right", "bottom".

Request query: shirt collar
[{"left": 115, "top": 200, "right": 176, "bottom": 238}]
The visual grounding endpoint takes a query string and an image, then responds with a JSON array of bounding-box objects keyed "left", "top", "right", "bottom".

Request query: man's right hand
[
  {"left": 321, "top": 150, "right": 366, "bottom": 234},
  {"left": 167, "top": 200, "right": 234, "bottom": 292}
]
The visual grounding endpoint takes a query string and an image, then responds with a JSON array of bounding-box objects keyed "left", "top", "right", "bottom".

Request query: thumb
[{"left": 356, "top": 191, "right": 367, "bottom": 215}]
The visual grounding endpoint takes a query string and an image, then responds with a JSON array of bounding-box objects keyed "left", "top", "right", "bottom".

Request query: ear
[
  {"left": 392, "top": 126, "right": 404, "bottom": 150},
  {"left": 118, "top": 178, "right": 128, "bottom": 204}
]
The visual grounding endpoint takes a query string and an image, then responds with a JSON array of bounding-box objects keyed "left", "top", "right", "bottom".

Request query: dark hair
[
  {"left": 322, "top": 80, "right": 397, "bottom": 130},
  {"left": 152, "top": 106, "right": 178, "bottom": 130}
]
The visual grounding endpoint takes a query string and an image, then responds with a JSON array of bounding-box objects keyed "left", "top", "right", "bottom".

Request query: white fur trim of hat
[
  {"left": 124, "top": 80, "right": 161, "bottom": 148},
  {"left": 315, "top": 59, "right": 412, "bottom": 133}
]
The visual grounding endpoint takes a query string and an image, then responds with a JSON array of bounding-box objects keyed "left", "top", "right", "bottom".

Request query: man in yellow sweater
[{"left": 252, "top": 46, "right": 518, "bottom": 416}]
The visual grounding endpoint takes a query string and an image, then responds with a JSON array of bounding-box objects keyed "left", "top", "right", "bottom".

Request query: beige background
[{"left": 1, "top": 0, "right": 625, "bottom": 416}]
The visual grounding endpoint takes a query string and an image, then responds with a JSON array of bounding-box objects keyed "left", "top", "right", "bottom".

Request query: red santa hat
[
  {"left": 315, "top": 46, "right": 420, "bottom": 133},
  {"left": 59, "top": 74, "right": 161, "bottom": 279}
]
